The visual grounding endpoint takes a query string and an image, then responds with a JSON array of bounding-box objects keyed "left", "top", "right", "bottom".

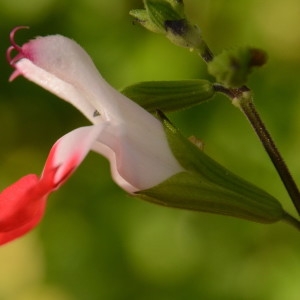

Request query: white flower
[{"left": 0, "top": 27, "right": 183, "bottom": 246}]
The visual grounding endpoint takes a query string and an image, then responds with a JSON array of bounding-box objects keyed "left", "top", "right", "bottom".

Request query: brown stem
[
  {"left": 238, "top": 97, "right": 300, "bottom": 215},
  {"left": 201, "top": 44, "right": 300, "bottom": 217},
  {"left": 214, "top": 83, "right": 300, "bottom": 216}
]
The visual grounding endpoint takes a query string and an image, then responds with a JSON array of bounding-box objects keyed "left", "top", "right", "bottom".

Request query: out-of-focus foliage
[{"left": 1, "top": 0, "right": 300, "bottom": 299}]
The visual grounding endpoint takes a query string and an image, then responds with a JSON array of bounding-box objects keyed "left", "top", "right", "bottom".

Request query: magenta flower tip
[{"left": 6, "top": 26, "right": 29, "bottom": 66}]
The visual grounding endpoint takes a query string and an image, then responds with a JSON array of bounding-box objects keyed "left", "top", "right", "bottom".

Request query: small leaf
[
  {"left": 121, "top": 80, "right": 215, "bottom": 113},
  {"left": 138, "top": 115, "right": 284, "bottom": 224}
]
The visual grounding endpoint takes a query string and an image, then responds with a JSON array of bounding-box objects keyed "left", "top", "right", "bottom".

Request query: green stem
[{"left": 196, "top": 41, "right": 214, "bottom": 63}]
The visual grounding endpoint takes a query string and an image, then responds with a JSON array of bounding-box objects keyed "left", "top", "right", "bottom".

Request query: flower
[{"left": 1, "top": 27, "right": 183, "bottom": 246}]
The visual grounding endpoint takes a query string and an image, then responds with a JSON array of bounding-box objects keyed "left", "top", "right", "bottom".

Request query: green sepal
[
  {"left": 130, "top": 0, "right": 184, "bottom": 34},
  {"left": 130, "top": 0, "right": 204, "bottom": 51},
  {"left": 121, "top": 80, "right": 215, "bottom": 113},
  {"left": 137, "top": 114, "right": 284, "bottom": 223},
  {"left": 130, "top": 9, "right": 161, "bottom": 34},
  {"left": 208, "top": 47, "right": 268, "bottom": 88},
  {"left": 146, "top": 0, "right": 184, "bottom": 31}
]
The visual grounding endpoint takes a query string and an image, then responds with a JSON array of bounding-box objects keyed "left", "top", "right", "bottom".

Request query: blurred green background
[{"left": 1, "top": 0, "right": 300, "bottom": 299}]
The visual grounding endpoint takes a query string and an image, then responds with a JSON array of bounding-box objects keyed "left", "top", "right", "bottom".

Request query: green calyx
[
  {"left": 121, "top": 79, "right": 215, "bottom": 113},
  {"left": 137, "top": 114, "right": 284, "bottom": 224},
  {"left": 130, "top": 0, "right": 204, "bottom": 51},
  {"left": 130, "top": 0, "right": 184, "bottom": 34}
]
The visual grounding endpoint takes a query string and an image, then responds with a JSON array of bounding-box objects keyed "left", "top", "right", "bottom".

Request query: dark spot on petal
[{"left": 93, "top": 110, "right": 100, "bottom": 117}]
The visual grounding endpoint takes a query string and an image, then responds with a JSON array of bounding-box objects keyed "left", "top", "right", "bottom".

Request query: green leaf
[
  {"left": 138, "top": 115, "right": 284, "bottom": 224},
  {"left": 121, "top": 80, "right": 215, "bottom": 113}
]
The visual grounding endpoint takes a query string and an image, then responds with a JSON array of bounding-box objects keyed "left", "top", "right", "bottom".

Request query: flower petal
[
  {"left": 0, "top": 123, "right": 106, "bottom": 245},
  {"left": 43, "top": 123, "right": 106, "bottom": 187},
  {"left": 0, "top": 174, "right": 46, "bottom": 246},
  {"left": 92, "top": 122, "right": 184, "bottom": 192},
  {"left": 9, "top": 58, "right": 96, "bottom": 123},
  {"left": 9, "top": 33, "right": 107, "bottom": 122}
]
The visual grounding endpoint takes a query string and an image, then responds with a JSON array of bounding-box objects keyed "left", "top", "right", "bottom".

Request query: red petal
[
  {"left": 0, "top": 174, "right": 47, "bottom": 245},
  {"left": 0, "top": 197, "right": 46, "bottom": 246}
]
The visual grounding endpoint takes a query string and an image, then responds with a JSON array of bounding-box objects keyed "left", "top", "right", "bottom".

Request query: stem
[
  {"left": 199, "top": 45, "right": 300, "bottom": 217},
  {"left": 197, "top": 41, "right": 214, "bottom": 63},
  {"left": 213, "top": 85, "right": 300, "bottom": 216},
  {"left": 239, "top": 96, "right": 300, "bottom": 215}
]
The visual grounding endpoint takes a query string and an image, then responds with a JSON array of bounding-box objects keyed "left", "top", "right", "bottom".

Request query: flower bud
[
  {"left": 208, "top": 47, "right": 268, "bottom": 88},
  {"left": 121, "top": 79, "right": 215, "bottom": 113},
  {"left": 130, "top": 0, "right": 207, "bottom": 53}
]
